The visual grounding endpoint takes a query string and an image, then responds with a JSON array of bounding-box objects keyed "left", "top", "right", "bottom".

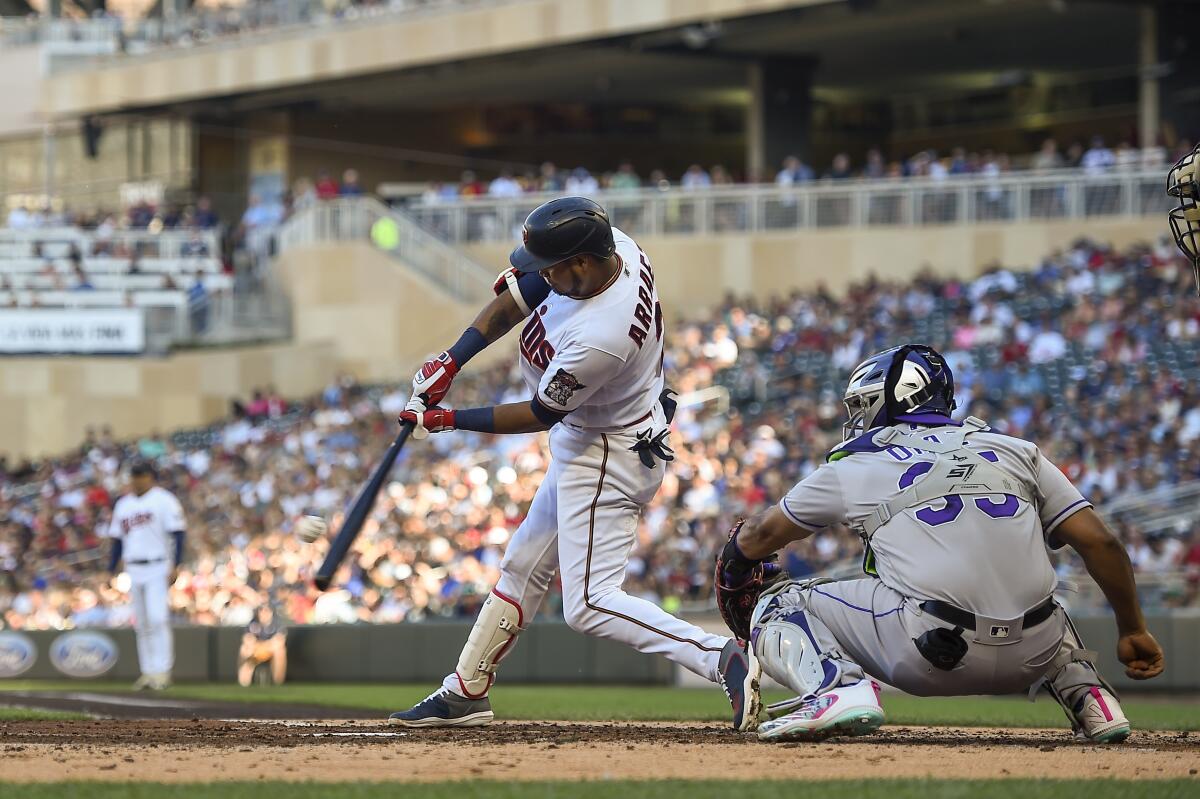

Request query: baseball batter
[
  {"left": 389, "top": 197, "right": 758, "bottom": 730},
  {"left": 106, "top": 461, "right": 186, "bottom": 690},
  {"left": 716, "top": 344, "right": 1165, "bottom": 742}
]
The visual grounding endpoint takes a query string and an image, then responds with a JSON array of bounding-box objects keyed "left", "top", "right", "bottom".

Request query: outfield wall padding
[{"left": 5, "top": 614, "right": 1193, "bottom": 690}]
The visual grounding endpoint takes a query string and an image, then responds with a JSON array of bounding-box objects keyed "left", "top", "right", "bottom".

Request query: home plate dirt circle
[{"left": 0, "top": 719, "right": 1196, "bottom": 783}]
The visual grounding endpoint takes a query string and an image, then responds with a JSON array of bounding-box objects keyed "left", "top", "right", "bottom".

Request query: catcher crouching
[{"left": 715, "top": 345, "right": 1165, "bottom": 742}]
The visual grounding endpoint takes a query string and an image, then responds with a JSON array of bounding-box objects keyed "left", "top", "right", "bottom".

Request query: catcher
[
  {"left": 715, "top": 344, "right": 1164, "bottom": 742},
  {"left": 237, "top": 603, "right": 287, "bottom": 687},
  {"left": 1168, "top": 140, "right": 1200, "bottom": 290}
]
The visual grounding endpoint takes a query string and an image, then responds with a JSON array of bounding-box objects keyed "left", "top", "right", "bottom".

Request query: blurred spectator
[
  {"left": 1082, "top": 136, "right": 1116, "bottom": 175},
  {"left": 315, "top": 172, "right": 341, "bottom": 200},
  {"left": 824, "top": 153, "right": 853, "bottom": 180},
  {"left": 538, "top": 162, "right": 564, "bottom": 192},
  {"left": 775, "top": 156, "right": 814, "bottom": 186},
  {"left": 680, "top": 164, "right": 712, "bottom": 190},
  {"left": 565, "top": 167, "right": 599, "bottom": 195},
  {"left": 459, "top": 170, "right": 486, "bottom": 198},
  {"left": 187, "top": 275, "right": 209, "bottom": 334},
  {"left": 193, "top": 197, "right": 220, "bottom": 229},
  {"left": 340, "top": 169, "right": 365, "bottom": 197},
  {"left": 488, "top": 169, "right": 523, "bottom": 198},
  {"left": 610, "top": 161, "right": 641, "bottom": 191},
  {"left": 238, "top": 603, "right": 287, "bottom": 686}
]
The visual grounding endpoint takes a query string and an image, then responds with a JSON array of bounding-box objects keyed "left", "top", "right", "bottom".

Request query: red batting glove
[
  {"left": 412, "top": 351, "right": 459, "bottom": 407},
  {"left": 399, "top": 406, "right": 457, "bottom": 438}
]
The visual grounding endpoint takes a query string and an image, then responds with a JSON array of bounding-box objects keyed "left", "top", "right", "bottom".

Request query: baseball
[{"left": 295, "top": 515, "right": 328, "bottom": 543}]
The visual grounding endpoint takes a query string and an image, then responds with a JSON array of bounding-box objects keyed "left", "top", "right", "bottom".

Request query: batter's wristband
[
  {"left": 454, "top": 406, "right": 495, "bottom": 433},
  {"left": 447, "top": 327, "right": 487, "bottom": 367}
]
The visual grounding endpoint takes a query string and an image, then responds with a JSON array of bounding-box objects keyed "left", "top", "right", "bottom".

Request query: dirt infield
[{"left": 1, "top": 718, "right": 1196, "bottom": 783}]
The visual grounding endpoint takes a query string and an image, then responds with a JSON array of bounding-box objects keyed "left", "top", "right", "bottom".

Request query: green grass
[
  {"left": 2, "top": 782, "right": 1196, "bottom": 799},
  {"left": 0, "top": 681, "right": 1196, "bottom": 730},
  {"left": 0, "top": 706, "right": 87, "bottom": 721}
]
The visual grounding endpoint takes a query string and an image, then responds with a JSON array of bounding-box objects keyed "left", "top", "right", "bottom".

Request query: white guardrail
[
  {"left": 278, "top": 194, "right": 494, "bottom": 303},
  {"left": 407, "top": 168, "right": 1171, "bottom": 245},
  {"left": 277, "top": 197, "right": 495, "bottom": 304}
]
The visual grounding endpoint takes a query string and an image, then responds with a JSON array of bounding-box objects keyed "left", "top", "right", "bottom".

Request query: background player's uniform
[
  {"left": 439, "top": 227, "right": 729, "bottom": 700},
  {"left": 757, "top": 418, "right": 1103, "bottom": 704},
  {"left": 107, "top": 486, "right": 185, "bottom": 680}
]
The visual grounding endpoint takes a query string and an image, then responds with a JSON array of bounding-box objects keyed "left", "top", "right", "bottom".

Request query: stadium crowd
[
  {"left": 414, "top": 138, "right": 1190, "bottom": 204},
  {"left": 3, "top": 237, "right": 1200, "bottom": 632}
]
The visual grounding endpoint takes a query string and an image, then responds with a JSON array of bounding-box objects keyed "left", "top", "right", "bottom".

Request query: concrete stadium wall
[
  {"left": 464, "top": 217, "right": 1167, "bottom": 315},
  {"left": 0, "top": 339, "right": 338, "bottom": 459},
  {"left": 275, "top": 242, "right": 511, "bottom": 383},
  {"left": 42, "top": 0, "right": 823, "bottom": 117},
  {"left": 5, "top": 613, "right": 1195, "bottom": 691}
]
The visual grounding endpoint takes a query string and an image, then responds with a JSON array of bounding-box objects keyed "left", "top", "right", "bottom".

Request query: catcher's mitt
[{"left": 714, "top": 519, "right": 786, "bottom": 642}]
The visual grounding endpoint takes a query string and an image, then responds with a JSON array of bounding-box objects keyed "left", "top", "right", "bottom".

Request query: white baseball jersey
[
  {"left": 516, "top": 227, "right": 665, "bottom": 429},
  {"left": 108, "top": 486, "right": 185, "bottom": 563},
  {"left": 780, "top": 422, "right": 1089, "bottom": 620}
]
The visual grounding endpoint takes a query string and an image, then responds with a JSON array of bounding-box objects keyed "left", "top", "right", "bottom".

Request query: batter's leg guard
[
  {"left": 452, "top": 590, "right": 525, "bottom": 699},
  {"left": 749, "top": 579, "right": 865, "bottom": 719},
  {"left": 1031, "top": 610, "right": 1130, "bottom": 743}
]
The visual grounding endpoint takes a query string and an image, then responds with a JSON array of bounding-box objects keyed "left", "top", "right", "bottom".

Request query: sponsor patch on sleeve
[{"left": 543, "top": 369, "right": 586, "bottom": 407}]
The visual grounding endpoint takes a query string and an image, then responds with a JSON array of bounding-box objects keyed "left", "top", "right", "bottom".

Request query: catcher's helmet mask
[
  {"left": 509, "top": 196, "right": 616, "bottom": 274},
  {"left": 842, "top": 344, "right": 956, "bottom": 441},
  {"left": 1167, "top": 143, "right": 1200, "bottom": 294}
]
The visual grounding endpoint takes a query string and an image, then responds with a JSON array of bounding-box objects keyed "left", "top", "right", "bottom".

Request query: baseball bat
[{"left": 313, "top": 421, "right": 415, "bottom": 591}]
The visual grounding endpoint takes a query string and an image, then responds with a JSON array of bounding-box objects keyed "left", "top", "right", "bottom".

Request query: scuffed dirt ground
[{"left": 0, "top": 720, "right": 1196, "bottom": 782}]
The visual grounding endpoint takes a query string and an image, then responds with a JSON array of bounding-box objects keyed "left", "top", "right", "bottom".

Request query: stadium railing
[
  {"left": 408, "top": 167, "right": 1169, "bottom": 244},
  {"left": 278, "top": 196, "right": 495, "bottom": 304}
]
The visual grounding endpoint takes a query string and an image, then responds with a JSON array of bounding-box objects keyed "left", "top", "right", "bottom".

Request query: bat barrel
[{"left": 312, "top": 423, "right": 414, "bottom": 591}]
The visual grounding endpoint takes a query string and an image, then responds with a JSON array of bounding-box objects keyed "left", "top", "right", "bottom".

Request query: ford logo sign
[
  {"left": 0, "top": 631, "right": 36, "bottom": 678},
  {"left": 49, "top": 631, "right": 118, "bottom": 678}
]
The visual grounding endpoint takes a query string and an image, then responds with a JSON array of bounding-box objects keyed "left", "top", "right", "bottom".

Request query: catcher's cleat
[
  {"left": 1070, "top": 686, "right": 1130, "bottom": 744},
  {"left": 757, "top": 679, "right": 884, "bottom": 743},
  {"left": 387, "top": 687, "right": 494, "bottom": 728},
  {"left": 717, "top": 638, "right": 762, "bottom": 732}
]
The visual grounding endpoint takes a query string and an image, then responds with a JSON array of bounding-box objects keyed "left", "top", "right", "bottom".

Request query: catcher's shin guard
[
  {"left": 1030, "top": 608, "right": 1123, "bottom": 738},
  {"left": 750, "top": 579, "right": 860, "bottom": 718},
  {"left": 453, "top": 591, "right": 525, "bottom": 698}
]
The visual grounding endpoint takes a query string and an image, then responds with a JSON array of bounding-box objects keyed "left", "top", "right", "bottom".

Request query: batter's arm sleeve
[
  {"left": 1035, "top": 452, "right": 1092, "bottom": 547},
  {"left": 512, "top": 272, "right": 550, "bottom": 314},
  {"left": 534, "top": 344, "right": 625, "bottom": 417},
  {"left": 778, "top": 463, "right": 847, "bottom": 531}
]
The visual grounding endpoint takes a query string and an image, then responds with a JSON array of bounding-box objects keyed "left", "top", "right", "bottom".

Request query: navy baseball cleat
[
  {"left": 388, "top": 687, "right": 494, "bottom": 728},
  {"left": 717, "top": 638, "right": 762, "bottom": 732}
]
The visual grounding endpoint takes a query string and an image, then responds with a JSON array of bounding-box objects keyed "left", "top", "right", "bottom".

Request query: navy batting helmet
[{"left": 509, "top": 196, "right": 615, "bottom": 274}]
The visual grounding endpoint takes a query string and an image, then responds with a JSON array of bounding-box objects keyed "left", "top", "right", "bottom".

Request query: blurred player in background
[
  {"left": 238, "top": 603, "right": 288, "bottom": 687},
  {"left": 106, "top": 461, "right": 186, "bottom": 691}
]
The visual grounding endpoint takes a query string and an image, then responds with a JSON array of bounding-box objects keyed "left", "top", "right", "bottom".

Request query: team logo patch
[{"left": 544, "top": 369, "right": 586, "bottom": 406}]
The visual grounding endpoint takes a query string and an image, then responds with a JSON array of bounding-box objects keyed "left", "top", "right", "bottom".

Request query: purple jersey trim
[
  {"left": 777, "top": 499, "right": 823, "bottom": 532},
  {"left": 812, "top": 586, "right": 904, "bottom": 619},
  {"left": 1044, "top": 498, "right": 1091, "bottom": 533},
  {"left": 894, "top": 413, "right": 962, "bottom": 426}
]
